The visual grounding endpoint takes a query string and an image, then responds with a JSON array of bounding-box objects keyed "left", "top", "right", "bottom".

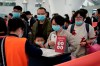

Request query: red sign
[
  {"left": 92, "top": 22, "right": 97, "bottom": 27},
  {"left": 55, "top": 36, "right": 66, "bottom": 53}
]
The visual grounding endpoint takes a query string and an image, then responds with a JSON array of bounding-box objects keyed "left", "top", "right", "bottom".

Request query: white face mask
[
  {"left": 19, "top": 33, "right": 23, "bottom": 38},
  {"left": 35, "top": 41, "right": 44, "bottom": 45}
]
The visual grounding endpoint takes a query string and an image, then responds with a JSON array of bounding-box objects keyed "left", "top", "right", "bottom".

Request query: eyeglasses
[
  {"left": 37, "top": 13, "right": 45, "bottom": 15},
  {"left": 75, "top": 17, "right": 83, "bottom": 19}
]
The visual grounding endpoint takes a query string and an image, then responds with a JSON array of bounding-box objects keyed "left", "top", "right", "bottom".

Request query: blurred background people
[
  {"left": 63, "top": 14, "right": 70, "bottom": 29},
  {"left": 91, "top": 13, "right": 98, "bottom": 22},
  {"left": 96, "top": 8, "right": 100, "bottom": 44}
]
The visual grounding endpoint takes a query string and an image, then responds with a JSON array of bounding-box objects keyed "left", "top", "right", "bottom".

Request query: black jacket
[{"left": 97, "top": 22, "right": 100, "bottom": 44}]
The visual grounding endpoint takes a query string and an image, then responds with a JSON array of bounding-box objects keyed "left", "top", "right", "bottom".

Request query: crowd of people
[{"left": 0, "top": 5, "right": 100, "bottom": 66}]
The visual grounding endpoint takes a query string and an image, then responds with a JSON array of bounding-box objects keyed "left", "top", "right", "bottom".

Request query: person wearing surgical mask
[
  {"left": 12, "top": 6, "right": 22, "bottom": 18},
  {"left": 31, "top": 7, "right": 52, "bottom": 43},
  {"left": 34, "top": 34, "right": 45, "bottom": 48},
  {"left": 2, "top": 18, "right": 46, "bottom": 66},
  {"left": 67, "top": 10, "right": 96, "bottom": 58},
  {"left": 8, "top": 18, "right": 24, "bottom": 38},
  {"left": 12, "top": 12, "right": 21, "bottom": 18},
  {"left": 45, "top": 15, "right": 76, "bottom": 54}
]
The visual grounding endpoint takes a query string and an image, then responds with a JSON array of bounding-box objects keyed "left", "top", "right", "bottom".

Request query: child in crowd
[{"left": 34, "top": 34, "right": 45, "bottom": 48}]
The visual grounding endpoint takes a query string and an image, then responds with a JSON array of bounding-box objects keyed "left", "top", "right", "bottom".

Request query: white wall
[
  {"left": 65, "top": 0, "right": 85, "bottom": 17},
  {"left": 0, "top": 0, "right": 88, "bottom": 19},
  {"left": 15, "top": 0, "right": 23, "bottom": 7},
  {"left": 0, "top": 0, "right": 39, "bottom": 16},
  {"left": 48, "top": 0, "right": 85, "bottom": 19},
  {"left": 42, "top": 0, "right": 51, "bottom": 13},
  {"left": 16, "top": 0, "right": 38, "bottom": 15},
  {"left": 82, "top": 5, "right": 100, "bottom": 17},
  {"left": 16, "top": 0, "right": 50, "bottom": 16},
  {"left": 49, "top": 0, "right": 66, "bottom": 17},
  {"left": 0, "top": 0, "right": 23, "bottom": 17},
  {"left": 0, "top": 6, "right": 13, "bottom": 17},
  {"left": 27, "top": 0, "right": 38, "bottom": 15}
]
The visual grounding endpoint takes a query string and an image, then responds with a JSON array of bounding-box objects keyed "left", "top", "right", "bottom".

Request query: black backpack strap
[
  {"left": 85, "top": 23, "right": 89, "bottom": 33},
  {"left": 70, "top": 24, "right": 75, "bottom": 33}
]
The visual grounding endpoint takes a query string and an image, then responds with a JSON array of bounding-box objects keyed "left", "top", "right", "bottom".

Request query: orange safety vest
[{"left": 4, "top": 36, "right": 28, "bottom": 66}]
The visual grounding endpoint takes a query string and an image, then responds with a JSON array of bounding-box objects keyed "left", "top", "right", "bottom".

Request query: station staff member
[{"left": 1, "top": 18, "right": 42, "bottom": 66}]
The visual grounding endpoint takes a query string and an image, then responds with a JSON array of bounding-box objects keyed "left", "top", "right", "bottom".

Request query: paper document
[{"left": 41, "top": 48, "right": 61, "bottom": 57}]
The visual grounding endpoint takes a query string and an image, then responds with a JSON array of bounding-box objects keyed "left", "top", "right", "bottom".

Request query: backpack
[{"left": 70, "top": 23, "right": 89, "bottom": 34}]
